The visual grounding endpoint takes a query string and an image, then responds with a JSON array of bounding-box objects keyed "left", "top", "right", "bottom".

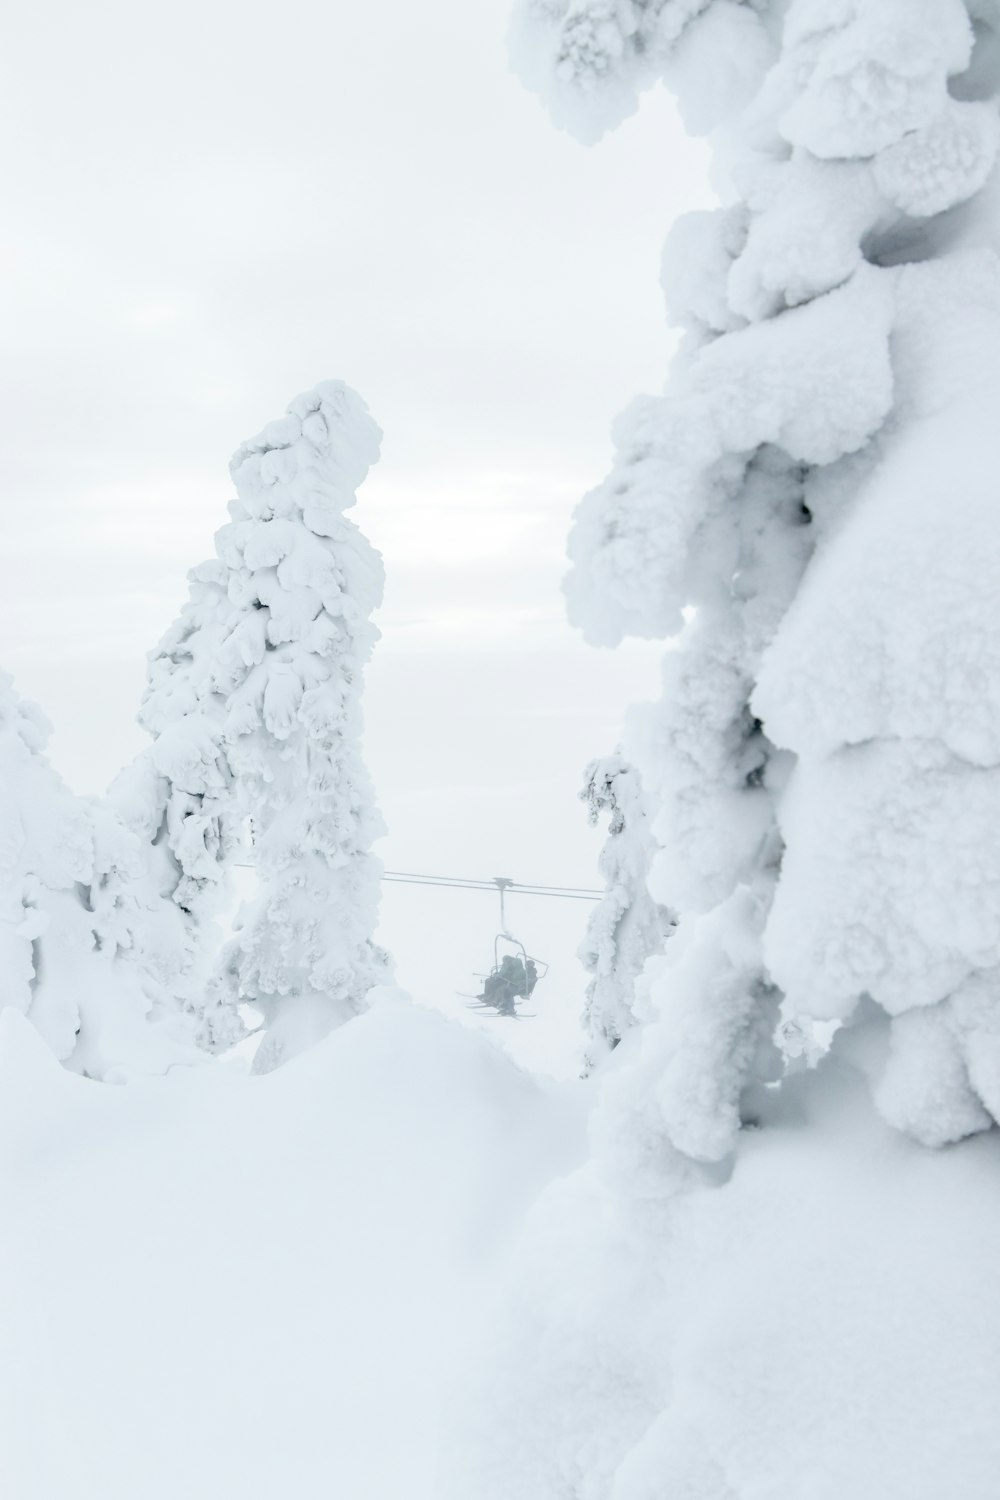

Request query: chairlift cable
[
  {"left": 232, "top": 859, "right": 601, "bottom": 900},
  {"left": 382, "top": 870, "right": 601, "bottom": 900},
  {"left": 382, "top": 879, "right": 599, "bottom": 902},
  {"left": 231, "top": 859, "right": 597, "bottom": 1017}
]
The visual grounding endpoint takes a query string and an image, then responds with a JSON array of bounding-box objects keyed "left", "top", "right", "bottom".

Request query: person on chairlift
[{"left": 480, "top": 953, "right": 538, "bottom": 1015}]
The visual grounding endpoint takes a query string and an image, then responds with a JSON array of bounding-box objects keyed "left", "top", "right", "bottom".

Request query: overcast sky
[{"left": 3, "top": 0, "right": 711, "bottom": 1053}]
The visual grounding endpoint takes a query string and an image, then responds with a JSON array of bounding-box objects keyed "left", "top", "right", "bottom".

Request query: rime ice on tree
[
  {"left": 578, "top": 754, "right": 673, "bottom": 1067},
  {"left": 440, "top": 5, "right": 1000, "bottom": 1495},
  {"left": 141, "top": 382, "right": 391, "bottom": 1070},
  {"left": 514, "top": 0, "right": 1000, "bottom": 1156},
  {"left": 0, "top": 671, "right": 198, "bottom": 1078}
]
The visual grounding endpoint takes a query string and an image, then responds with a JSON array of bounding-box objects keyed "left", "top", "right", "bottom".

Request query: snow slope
[
  {"left": 5, "top": 987, "right": 1000, "bottom": 1500},
  {"left": 0, "top": 995, "right": 585, "bottom": 1500},
  {"left": 4, "top": 985, "right": 1000, "bottom": 1499},
  {"left": 442, "top": 1029, "right": 1000, "bottom": 1499}
]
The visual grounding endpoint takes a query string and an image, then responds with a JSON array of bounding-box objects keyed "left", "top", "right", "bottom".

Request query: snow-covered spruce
[
  {"left": 0, "top": 671, "right": 198, "bottom": 1078},
  {"left": 515, "top": 0, "right": 1000, "bottom": 1155},
  {"left": 437, "top": 10, "right": 1000, "bottom": 1499},
  {"left": 139, "top": 382, "right": 390, "bottom": 1070},
  {"left": 578, "top": 754, "right": 673, "bottom": 1068}
]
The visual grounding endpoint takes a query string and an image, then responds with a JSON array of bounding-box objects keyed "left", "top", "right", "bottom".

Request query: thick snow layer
[
  {"left": 748, "top": 247, "right": 1000, "bottom": 1139},
  {"left": 565, "top": 269, "right": 894, "bottom": 648},
  {"left": 756, "top": 254, "right": 1000, "bottom": 765},
  {"left": 726, "top": 156, "right": 888, "bottom": 322},
  {"left": 776, "top": 0, "right": 974, "bottom": 160},
  {"left": 765, "top": 738, "right": 1000, "bottom": 1020},
  {"left": 0, "top": 997, "right": 585, "bottom": 1500},
  {"left": 442, "top": 1044, "right": 1000, "bottom": 1499}
]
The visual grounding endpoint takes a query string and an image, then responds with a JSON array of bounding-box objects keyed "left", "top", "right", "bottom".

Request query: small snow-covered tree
[
  {"left": 0, "top": 671, "right": 198, "bottom": 1078},
  {"left": 140, "top": 381, "right": 390, "bottom": 1071},
  {"left": 513, "top": 0, "right": 1000, "bottom": 1160},
  {"left": 578, "top": 754, "right": 673, "bottom": 1066}
]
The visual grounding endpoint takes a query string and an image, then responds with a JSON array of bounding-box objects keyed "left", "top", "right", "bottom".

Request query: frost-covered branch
[{"left": 578, "top": 754, "right": 674, "bottom": 1066}]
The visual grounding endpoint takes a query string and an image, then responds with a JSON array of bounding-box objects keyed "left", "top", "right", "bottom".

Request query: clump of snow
[
  {"left": 765, "top": 739, "right": 1000, "bottom": 1018},
  {"left": 660, "top": 205, "right": 747, "bottom": 335},
  {"left": 629, "top": 612, "right": 773, "bottom": 915},
  {"left": 755, "top": 255, "right": 1000, "bottom": 763},
  {"left": 509, "top": 0, "right": 775, "bottom": 143},
  {"left": 873, "top": 98, "right": 1000, "bottom": 217},
  {"left": 662, "top": 1, "right": 777, "bottom": 137},
  {"left": 578, "top": 754, "right": 674, "bottom": 1067},
  {"left": 776, "top": 0, "right": 974, "bottom": 161},
  {"left": 565, "top": 270, "right": 893, "bottom": 650},
  {"left": 624, "top": 885, "right": 780, "bottom": 1164},
  {"left": 725, "top": 155, "right": 889, "bottom": 321}
]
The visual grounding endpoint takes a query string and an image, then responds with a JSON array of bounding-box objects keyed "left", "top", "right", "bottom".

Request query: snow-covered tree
[
  {"left": 578, "top": 754, "right": 673, "bottom": 1066},
  {"left": 140, "top": 381, "right": 390, "bottom": 1071},
  {"left": 433, "top": 11, "right": 1000, "bottom": 1497},
  {"left": 513, "top": 0, "right": 1000, "bottom": 1159},
  {"left": 0, "top": 671, "right": 198, "bottom": 1078}
]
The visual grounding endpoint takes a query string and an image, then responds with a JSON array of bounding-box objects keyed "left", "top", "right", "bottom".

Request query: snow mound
[
  {"left": 0, "top": 998, "right": 585, "bottom": 1500},
  {"left": 441, "top": 1044, "right": 1000, "bottom": 1499}
]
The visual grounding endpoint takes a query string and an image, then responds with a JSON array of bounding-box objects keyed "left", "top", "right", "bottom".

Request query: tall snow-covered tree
[
  {"left": 0, "top": 671, "right": 198, "bottom": 1078},
  {"left": 140, "top": 381, "right": 390, "bottom": 1071},
  {"left": 578, "top": 753, "right": 673, "bottom": 1067},
  {"left": 433, "top": 9, "right": 1000, "bottom": 1499},
  {"left": 512, "top": 0, "right": 1000, "bottom": 1159}
]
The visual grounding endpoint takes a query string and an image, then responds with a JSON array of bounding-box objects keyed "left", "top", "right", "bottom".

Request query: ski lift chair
[{"left": 476, "top": 879, "right": 548, "bottom": 1015}]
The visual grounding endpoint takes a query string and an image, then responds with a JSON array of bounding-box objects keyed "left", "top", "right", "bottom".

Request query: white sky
[{"left": 2, "top": 0, "right": 712, "bottom": 1061}]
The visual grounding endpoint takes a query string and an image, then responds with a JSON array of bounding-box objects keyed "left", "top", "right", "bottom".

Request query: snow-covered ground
[
  {"left": 441, "top": 1021, "right": 1000, "bottom": 1498},
  {"left": 0, "top": 995, "right": 586, "bottom": 1499},
  {"left": 6, "top": 990, "right": 1000, "bottom": 1500}
]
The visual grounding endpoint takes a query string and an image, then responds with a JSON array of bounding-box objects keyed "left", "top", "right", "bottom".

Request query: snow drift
[{"left": 0, "top": 994, "right": 584, "bottom": 1500}]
